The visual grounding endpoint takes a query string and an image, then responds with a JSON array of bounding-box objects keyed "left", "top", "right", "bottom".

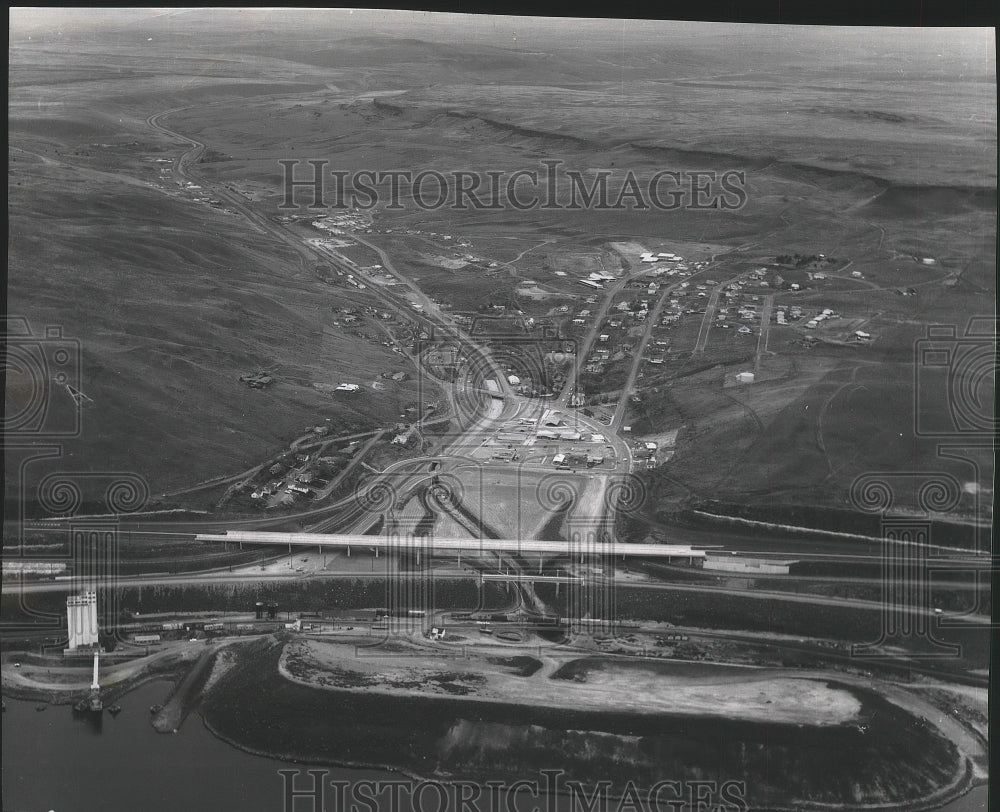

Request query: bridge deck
[{"left": 196, "top": 531, "right": 707, "bottom": 559}]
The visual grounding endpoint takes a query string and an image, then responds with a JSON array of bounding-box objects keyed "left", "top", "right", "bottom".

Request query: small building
[
  {"left": 855, "top": 330, "right": 871, "bottom": 342},
  {"left": 736, "top": 372, "right": 755, "bottom": 385},
  {"left": 703, "top": 554, "right": 799, "bottom": 575}
]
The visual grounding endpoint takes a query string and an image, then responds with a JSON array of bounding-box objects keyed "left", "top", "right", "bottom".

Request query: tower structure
[{"left": 66, "top": 591, "right": 99, "bottom": 651}]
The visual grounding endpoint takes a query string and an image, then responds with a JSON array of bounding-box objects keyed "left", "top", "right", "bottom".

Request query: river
[
  {"left": 1, "top": 681, "right": 392, "bottom": 812},
  {"left": 1, "top": 680, "right": 987, "bottom": 812}
]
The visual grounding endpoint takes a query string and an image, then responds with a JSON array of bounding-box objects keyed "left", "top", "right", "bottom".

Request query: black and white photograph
[{"left": 3, "top": 7, "right": 994, "bottom": 812}]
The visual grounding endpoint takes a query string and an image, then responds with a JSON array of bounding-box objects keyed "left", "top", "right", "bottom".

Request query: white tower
[{"left": 67, "top": 592, "right": 99, "bottom": 650}]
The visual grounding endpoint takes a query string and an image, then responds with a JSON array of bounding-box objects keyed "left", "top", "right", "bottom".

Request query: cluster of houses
[
  {"left": 803, "top": 308, "right": 841, "bottom": 330},
  {"left": 249, "top": 451, "right": 332, "bottom": 505},
  {"left": 311, "top": 210, "right": 368, "bottom": 234},
  {"left": 578, "top": 270, "right": 617, "bottom": 290}
]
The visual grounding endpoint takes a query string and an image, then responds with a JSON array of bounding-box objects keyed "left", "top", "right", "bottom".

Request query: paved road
[
  {"left": 610, "top": 285, "right": 676, "bottom": 430},
  {"left": 557, "top": 270, "right": 639, "bottom": 405},
  {"left": 692, "top": 284, "right": 724, "bottom": 356},
  {"left": 754, "top": 293, "right": 774, "bottom": 374}
]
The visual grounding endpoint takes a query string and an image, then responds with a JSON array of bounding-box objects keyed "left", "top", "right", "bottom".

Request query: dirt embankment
[
  {"left": 280, "top": 637, "right": 863, "bottom": 725},
  {"left": 151, "top": 644, "right": 223, "bottom": 732}
]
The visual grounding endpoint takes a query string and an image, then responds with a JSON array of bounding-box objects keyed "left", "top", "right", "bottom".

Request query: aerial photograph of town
[{"left": 2, "top": 7, "right": 995, "bottom": 812}]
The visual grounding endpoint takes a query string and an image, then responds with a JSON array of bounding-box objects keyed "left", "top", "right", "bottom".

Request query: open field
[
  {"left": 4, "top": 15, "right": 993, "bottom": 812},
  {"left": 9, "top": 20, "right": 994, "bottom": 517}
]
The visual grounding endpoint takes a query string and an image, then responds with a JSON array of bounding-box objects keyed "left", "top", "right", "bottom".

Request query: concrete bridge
[{"left": 196, "top": 531, "right": 709, "bottom": 564}]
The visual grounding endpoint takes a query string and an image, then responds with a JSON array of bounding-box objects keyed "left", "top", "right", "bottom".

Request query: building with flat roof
[{"left": 703, "top": 554, "right": 799, "bottom": 575}]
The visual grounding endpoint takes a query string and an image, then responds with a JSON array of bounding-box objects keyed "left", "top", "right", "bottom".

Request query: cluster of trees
[{"left": 775, "top": 253, "right": 835, "bottom": 268}]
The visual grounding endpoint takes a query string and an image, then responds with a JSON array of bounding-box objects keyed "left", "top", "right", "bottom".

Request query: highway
[
  {"left": 194, "top": 530, "right": 709, "bottom": 561},
  {"left": 130, "top": 106, "right": 992, "bottom": 655}
]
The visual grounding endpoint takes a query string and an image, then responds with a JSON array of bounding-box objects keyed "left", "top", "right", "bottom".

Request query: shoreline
[
  {"left": 3, "top": 635, "right": 982, "bottom": 812},
  {"left": 195, "top": 704, "right": 985, "bottom": 812}
]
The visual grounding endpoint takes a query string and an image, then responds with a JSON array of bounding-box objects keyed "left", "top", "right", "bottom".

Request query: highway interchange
[{"left": 5, "top": 100, "right": 988, "bottom": 656}]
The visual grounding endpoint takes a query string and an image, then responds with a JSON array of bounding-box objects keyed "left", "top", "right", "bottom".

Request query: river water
[
  {"left": 1, "top": 680, "right": 987, "bottom": 812},
  {"left": 1, "top": 681, "right": 392, "bottom": 812}
]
